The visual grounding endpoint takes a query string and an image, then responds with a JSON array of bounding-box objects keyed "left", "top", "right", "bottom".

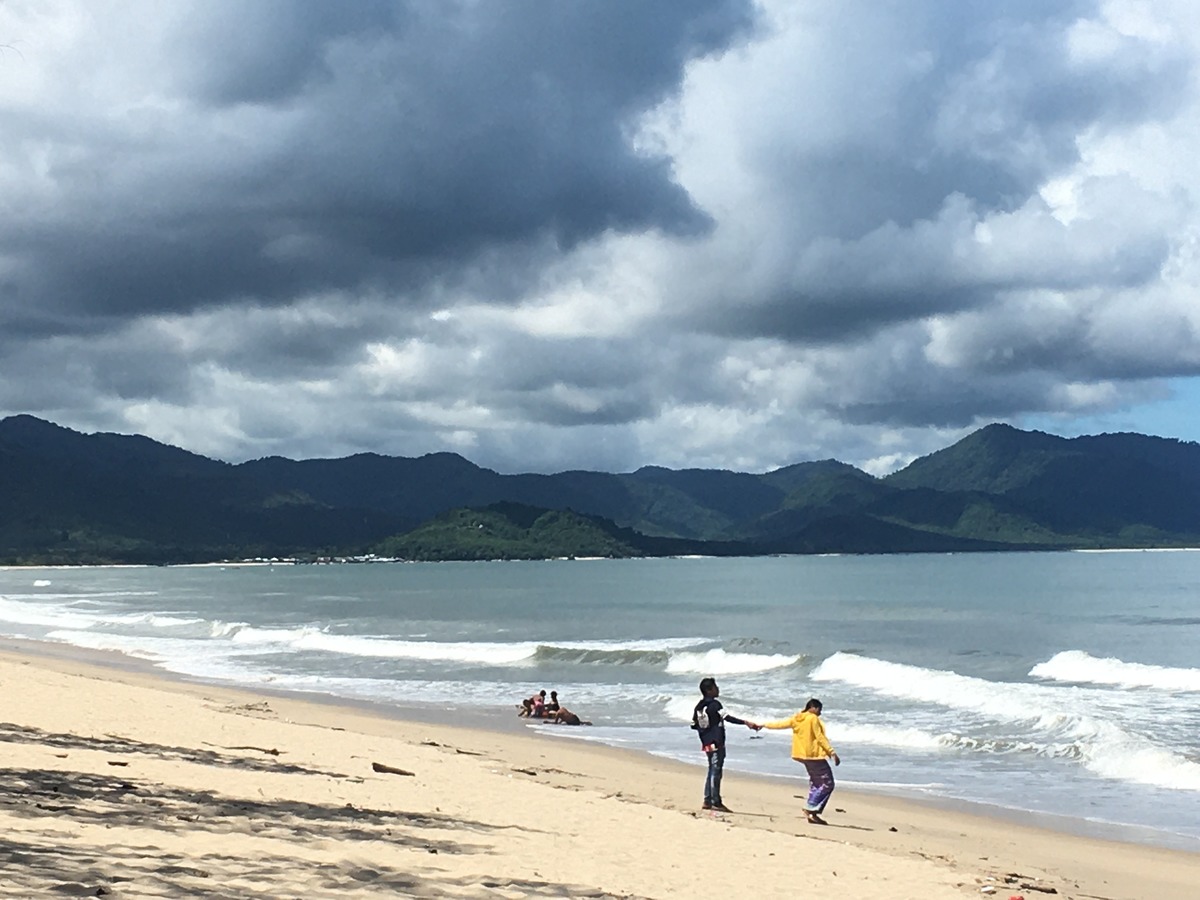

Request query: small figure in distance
[
  {"left": 518, "top": 689, "right": 548, "bottom": 718},
  {"left": 692, "top": 677, "right": 760, "bottom": 813},
  {"left": 759, "top": 697, "right": 840, "bottom": 824},
  {"left": 544, "top": 690, "right": 560, "bottom": 714},
  {"left": 543, "top": 706, "right": 591, "bottom": 726}
]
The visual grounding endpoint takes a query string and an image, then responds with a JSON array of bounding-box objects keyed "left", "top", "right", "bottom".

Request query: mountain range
[{"left": 2, "top": 414, "right": 1199, "bottom": 563}]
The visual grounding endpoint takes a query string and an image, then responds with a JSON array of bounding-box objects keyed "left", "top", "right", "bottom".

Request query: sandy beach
[{"left": 0, "top": 642, "right": 1195, "bottom": 899}]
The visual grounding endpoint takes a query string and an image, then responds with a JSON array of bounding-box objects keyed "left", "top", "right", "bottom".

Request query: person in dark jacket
[{"left": 691, "top": 677, "right": 759, "bottom": 812}]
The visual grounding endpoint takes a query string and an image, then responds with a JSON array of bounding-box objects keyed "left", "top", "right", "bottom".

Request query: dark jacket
[{"left": 692, "top": 696, "right": 747, "bottom": 748}]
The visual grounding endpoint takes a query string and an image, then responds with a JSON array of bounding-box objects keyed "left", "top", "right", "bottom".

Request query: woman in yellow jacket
[{"left": 760, "top": 697, "right": 841, "bottom": 824}]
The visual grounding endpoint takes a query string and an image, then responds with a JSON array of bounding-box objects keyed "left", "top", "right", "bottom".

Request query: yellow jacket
[{"left": 762, "top": 710, "right": 834, "bottom": 760}]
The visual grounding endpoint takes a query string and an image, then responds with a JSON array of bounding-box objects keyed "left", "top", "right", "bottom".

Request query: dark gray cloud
[
  {"left": 166, "top": 2, "right": 403, "bottom": 106},
  {"left": 1, "top": 0, "right": 1199, "bottom": 475},
  {"left": 0, "top": 0, "right": 754, "bottom": 328}
]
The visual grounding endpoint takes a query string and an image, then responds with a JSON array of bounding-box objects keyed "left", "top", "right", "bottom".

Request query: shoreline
[
  {"left": 7, "top": 634, "right": 1199, "bottom": 856},
  {"left": 4, "top": 544, "right": 1200, "bottom": 571},
  {"left": 10, "top": 632, "right": 1199, "bottom": 856},
  {"left": 0, "top": 639, "right": 1195, "bottom": 898}
]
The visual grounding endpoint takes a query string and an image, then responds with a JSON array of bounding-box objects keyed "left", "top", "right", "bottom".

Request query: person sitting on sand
[
  {"left": 759, "top": 697, "right": 840, "bottom": 824},
  {"left": 518, "top": 689, "right": 548, "bottom": 718},
  {"left": 542, "top": 706, "right": 591, "bottom": 726}
]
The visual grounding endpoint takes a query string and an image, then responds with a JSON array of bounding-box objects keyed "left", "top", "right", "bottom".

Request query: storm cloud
[{"left": 2, "top": 0, "right": 1199, "bottom": 474}]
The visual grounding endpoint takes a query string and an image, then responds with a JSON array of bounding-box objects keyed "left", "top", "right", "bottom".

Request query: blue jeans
[{"left": 704, "top": 746, "right": 726, "bottom": 806}]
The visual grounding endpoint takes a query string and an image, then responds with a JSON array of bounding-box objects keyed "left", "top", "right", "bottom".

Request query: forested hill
[{"left": 2, "top": 414, "right": 1199, "bottom": 563}]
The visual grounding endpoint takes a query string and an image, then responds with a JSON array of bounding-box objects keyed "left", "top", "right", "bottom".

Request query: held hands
[{"left": 745, "top": 721, "right": 763, "bottom": 731}]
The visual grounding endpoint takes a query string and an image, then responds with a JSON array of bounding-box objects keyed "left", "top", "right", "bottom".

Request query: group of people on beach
[
  {"left": 519, "top": 679, "right": 837, "bottom": 823},
  {"left": 691, "top": 677, "right": 840, "bottom": 824},
  {"left": 517, "top": 689, "right": 591, "bottom": 726}
]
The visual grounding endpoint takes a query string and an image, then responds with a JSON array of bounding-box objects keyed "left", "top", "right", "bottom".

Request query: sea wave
[
  {"left": 221, "top": 628, "right": 715, "bottom": 668},
  {"left": 0, "top": 596, "right": 103, "bottom": 630},
  {"left": 16, "top": 606, "right": 794, "bottom": 676},
  {"left": 826, "top": 722, "right": 948, "bottom": 751},
  {"left": 812, "top": 652, "right": 1200, "bottom": 792},
  {"left": 533, "top": 645, "right": 671, "bottom": 667},
  {"left": 1030, "top": 650, "right": 1200, "bottom": 692},
  {"left": 812, "top": 652, "right": 1047, "bottom": 721},
  {"left": 44, "top": 629, "right": 218, "bottom": 664},
  {"left": 1109, "top": 615, "right": 1200, "bottom": 626},
  {"left": 228, "top": 627, "right": 541, "bottom": 664},
  {"left": 665, "top": 648, "right": 803, "bottom": 676},
  {"left": 663, "top": 691, "right": 770, "bottom": 723},
  {"left": 210, "top": 620, "right": 247, "bottom": 638},
  {"left": 95, "top": 611, "right": 207, "bottom": 629}
]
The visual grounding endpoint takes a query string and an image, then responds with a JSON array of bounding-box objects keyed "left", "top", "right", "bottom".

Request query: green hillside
[
  {"left": 375, "top": 503, "right": 641, "bottom": 561},
  {"left": 4, "top": 414, "right": 1200, "bottom": 563}
]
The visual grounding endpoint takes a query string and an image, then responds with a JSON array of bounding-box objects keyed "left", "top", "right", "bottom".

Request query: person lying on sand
[{"left": 542, "top": 706, "right": 591, "bottom": 726}]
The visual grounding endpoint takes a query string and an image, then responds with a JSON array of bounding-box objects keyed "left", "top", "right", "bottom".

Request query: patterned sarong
[{"left": 802, "top": 758, "right": 835, "bottom": 813}]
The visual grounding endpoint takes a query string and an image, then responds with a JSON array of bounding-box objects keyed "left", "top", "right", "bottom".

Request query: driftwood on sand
[{"left": 371, "top": 762, "right": 416, "bottom": 777}]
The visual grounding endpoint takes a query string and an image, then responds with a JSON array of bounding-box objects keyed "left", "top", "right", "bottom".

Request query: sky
[{"left": 2, "top": 0, "right": 1199, "bottom": 476}]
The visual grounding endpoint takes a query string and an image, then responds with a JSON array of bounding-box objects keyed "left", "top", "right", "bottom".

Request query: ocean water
[{"left": 1, "top": 552, "right": 1198, "bottom": 849}]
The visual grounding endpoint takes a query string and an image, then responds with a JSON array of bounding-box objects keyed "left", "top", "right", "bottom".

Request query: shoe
[
  {"left": 711, "top": 803, "right": 733, "bottom": 813},
  {"left": 805, "top": 812, "right": 827, "bottom": 825},
  {"left": 702, "top": 801, "right": 713, "bottom": 810}
]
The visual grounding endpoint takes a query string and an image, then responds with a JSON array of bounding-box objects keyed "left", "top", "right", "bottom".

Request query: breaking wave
[
  {"left": 665, "top": 648, "right": 803, "bottom": 675},
  {"left": 812, "top": 652, "right": 1200, "bottom": 792},
  {"left": 1030, "top": 650, "right": 1200, "bottom": 693}
]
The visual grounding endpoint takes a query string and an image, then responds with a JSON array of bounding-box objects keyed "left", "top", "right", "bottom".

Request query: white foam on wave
[
  {"left": 33, "top": 579, "right": 51, "bottom": 587},
  {"left": 839, "top": 780, "right": 949, "bottom": 791},
  {"left": 209, "top": 621, "right": 246, "bottom": 638},
  {"left": 1030, "top": 650, "right": 1200, "bottom": 693},
  {"left": 93, "top": 611, "right": 207, "bottom": 629},
  {"left": 717, "top": 709, "right": 958, "bottom": 754},
  {"left": 663, "top": 692, "right": 796, "bottom": 725},
  {"left": 0, "top": 596, "right": 102, "bottom": 630},
  {"left": 44, "top": 629, "right": 209, "bottom": 664},
  {"left": 25, "top": 609, "right": 716, "bottom": 672},
  {"left": 665, "top": 648, "right": 800, "bottom": 676},
  {"left": 47, "top": 634, "right": 679, "bottom": 711},
  {"left": 0, "top": 594, "right": 210, "bottom": 636},
  {"left": 228, "top": 626, "right": 541, "bottom": 664},
  {"left": 814, "top": 652, "right": 1074, "bottom": 725},
  {"left": 664, "top": 694, "right": 699, "bottom": 722},
  {"left": 44, "top": 626, "right": 342, "bottom": 684},
  {"left": 813, "top": 652, "right": 1200, "bottom": 792},
  {"left": 827, "top": 722, "right": 948, "bottom": 751}
]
